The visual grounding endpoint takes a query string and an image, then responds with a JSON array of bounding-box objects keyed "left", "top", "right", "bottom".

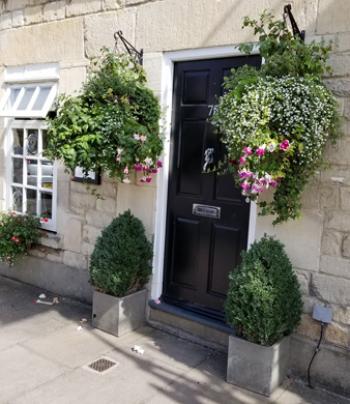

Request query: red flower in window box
[{"left": 11, "top": 236, "right": 20, "bottom": 244}]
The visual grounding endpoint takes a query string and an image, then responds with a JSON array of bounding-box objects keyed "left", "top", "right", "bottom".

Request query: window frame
[
  {"left": 0, "top": 82, "right": 58, "bottom": 118},
  {"left": 5, "top": 119, "right": 58, "bottom": 232}
]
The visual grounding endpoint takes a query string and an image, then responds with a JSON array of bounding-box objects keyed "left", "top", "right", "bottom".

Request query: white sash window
[{"left": 1, "top": 64, "right": 59, "bottom": 231}]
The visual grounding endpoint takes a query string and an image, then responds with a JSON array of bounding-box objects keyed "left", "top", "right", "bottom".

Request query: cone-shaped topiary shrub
[
  {"left": 89, "top": 210, "right": 153, "bottom": 297},
  {"left": 225, "top": 235, "right": 302, "bottom": 346}
]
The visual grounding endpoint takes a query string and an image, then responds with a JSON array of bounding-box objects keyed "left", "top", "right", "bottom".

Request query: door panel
[
  {"left": 163, "top": 55, "right": 261, "bottom": 320},
  {"left": 170, "top": 217, "right": 200, "bottom": 289},
  {"left": 208, "top": 224, "right": 241, "bottom": 297},
  {"left": 177, "top": 120, "right": 206, "bottom": 195}
]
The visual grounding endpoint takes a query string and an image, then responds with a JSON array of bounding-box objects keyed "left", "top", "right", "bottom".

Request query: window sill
[{"left": 38, "top": 229, "right": 62, "bottom": 250}]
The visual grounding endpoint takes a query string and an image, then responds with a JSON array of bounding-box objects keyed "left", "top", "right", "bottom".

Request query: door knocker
[{"left": 203, "top": 148, "right": 215, "bottom": 172}]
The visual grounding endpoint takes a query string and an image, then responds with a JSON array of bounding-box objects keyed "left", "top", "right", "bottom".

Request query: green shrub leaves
[
  {"left": 225, "top": 236, "right": 302, "bottom": 346},
  {"left": 46, "top": 51, "right": 163, "bottom": 184},
  {"left": 89, "top": 211, "right": 153, "bottom": 297},
  {"left": 0, "top": 213, "right": 40, "bottom": 265}
]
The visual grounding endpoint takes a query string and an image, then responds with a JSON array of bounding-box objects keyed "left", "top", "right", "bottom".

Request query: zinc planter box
[
  {"left": 92, "top": 289, "right": 147, "bottom": 337},
  {"left": 227, "top": 335, "right": 290, "bottom": 396}
]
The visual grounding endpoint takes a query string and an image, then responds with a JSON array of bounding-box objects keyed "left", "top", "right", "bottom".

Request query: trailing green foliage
[
  {"left": 89, "top": 210, "right": 153, "bottom": 297},
  {"left": 0, "top": 213, "right": 40, "bottom": 265},
  {"left": 225, "top": 235, "right": 302, "bottom": 346},
  {"left": 46, "top": 50, "right": 163, "bottom": 184},
  {"left": 212, "top": 11, "right": 339, "bottom": 224}
]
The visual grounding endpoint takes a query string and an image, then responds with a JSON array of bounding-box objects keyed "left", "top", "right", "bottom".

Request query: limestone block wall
[{"left": 0, "top": 0, "right": 350, "bottom": 391}]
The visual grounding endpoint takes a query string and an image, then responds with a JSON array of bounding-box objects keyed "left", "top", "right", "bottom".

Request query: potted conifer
[
  {"left": 225, "top": 235, "right": 302, "bottom": 396},
  {"left": 90, "top": 210, "right": 152, "bottom": 337}
]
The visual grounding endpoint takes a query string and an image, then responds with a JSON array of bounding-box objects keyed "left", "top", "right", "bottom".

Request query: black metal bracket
[
  {"left": 283, "top": 4, "right": 305, "bottom": 42},
  {"left": 114, "top": 30, "right": 144, "bottom": 65}
]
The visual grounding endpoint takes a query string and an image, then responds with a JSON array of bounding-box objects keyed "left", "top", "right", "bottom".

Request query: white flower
[
  {"left": 267, "top": 142, "right": 276, "bottom": 152},
  {"left": 133, "top": 133, "right": 140, "bottom": 140},
  {"left": 144, "top": 157, "right": 153, "bottom": 166}
]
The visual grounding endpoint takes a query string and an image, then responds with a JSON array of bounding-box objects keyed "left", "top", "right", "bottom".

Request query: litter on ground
[{"left": 131, "top": 345, "right": 145, "bottom": 355}]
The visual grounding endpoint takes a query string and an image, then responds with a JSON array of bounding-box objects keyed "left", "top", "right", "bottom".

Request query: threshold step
[{"left": 148, "top": 301, "right": 233, "bottom": 352}]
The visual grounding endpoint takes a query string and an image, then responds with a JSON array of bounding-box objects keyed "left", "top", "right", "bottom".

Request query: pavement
[{"left": 0, "top": 276, "right": 349, "bottom": 404}]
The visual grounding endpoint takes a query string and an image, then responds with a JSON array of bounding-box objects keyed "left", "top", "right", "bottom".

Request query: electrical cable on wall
[
  {"left": 307, "top": 322, "right": 327, "bottom": 388},
  {"left": 307, "top": 304, "right": 332, "bottom": 389}
]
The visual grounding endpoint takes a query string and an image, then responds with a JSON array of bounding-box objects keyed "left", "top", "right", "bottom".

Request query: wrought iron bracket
[
  {"left": 114, "top": 30, "right": 144, "bottom": 65},
  {"left": 283, "top": 4, "right": 305, "bottom": 42}
]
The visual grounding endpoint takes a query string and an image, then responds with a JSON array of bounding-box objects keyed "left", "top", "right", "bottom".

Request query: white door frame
[{"left": 151, "top": 45, "right": 259, "bottom": 300}]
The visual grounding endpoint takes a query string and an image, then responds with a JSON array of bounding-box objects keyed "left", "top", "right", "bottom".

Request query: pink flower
[
  {"left": 251, "top": 185, "right": 263, "bottom": 194},
  {"left": 156, "top": 160, "right": 163, "bottom": 168},
  {"left": 140, "top": 135, "right": 147, "bottom": 142},
  {"left": 123, "top": 166, "right": 129, "bottom": 175},
  {"left": 11, "top": 236, "right": 20, "bottom": 244},
  {"left": 243, "top": 146, "right": 253, "bottom": 156},
  {"left": 258, "top": 177, "right": 267, "bottom": 187},
  {"left": 134, "top": 163, "right": 143, "bottom": 172},
  {"left": 151, "top": 168, "right": 158, "bottom": 174},
  {"left": 41, "top": 217, "right": 49, "bottom": 223},
  {"left": 269, "top": 179, "right": 278, "bottom": 188},
  {"left": 239, "top": 156, "right": 247, "bottom": 166},
  {"left": 279, "top": 139, "right": 290, "bottom": 151},
  {"left": 140, "top": 176, "right": 152, "bottom": 183},
  {"left": 240, "top": 181, "right": 251, "bottom": 192},
  {"left": 256, "top": 146, "right": 266, "bottom": 157},
  {"left": 238, "top": 170, "right": 253, "bottom": 179}
]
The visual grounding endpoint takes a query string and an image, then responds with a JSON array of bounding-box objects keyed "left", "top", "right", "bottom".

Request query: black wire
[{"left": 307, "top": 322, "right": 326, "bottom": 389}]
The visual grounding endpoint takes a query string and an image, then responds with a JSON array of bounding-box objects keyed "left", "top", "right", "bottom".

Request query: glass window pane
[
  {"left": 12, "top": 187, "right": 23, "bottom": 213},
  {"left": 41, "top": 161, "right": 53, "bottom": 189},
  {"left": 5, "top": 88, "right": 21, "bottom": 110},
  {"left": 13, "top": 128, "right": 24, "bottom": 155},
  {"left": 27, "top": 159, "right": 38, "bottom": 186},
  {"left": 41, "top": 192, "right": 52, "bottom": 220},
  {"left": 42, "top": 130, "right": 48, "bottom": 150},
  {"left": 26, "top": 189, "right": 37, "bottom": 216},
  {"left": 12, "top": 158, "right": 23, "bottom": 184},
  {"left": 18, "top": 87, "right": 35, "bottom": 110},
  {"left": 32, "top": 86, "right": 51, "bottom": 111},
  {"left": 27, "top": 129, "right": 38, "bottom": 155}
]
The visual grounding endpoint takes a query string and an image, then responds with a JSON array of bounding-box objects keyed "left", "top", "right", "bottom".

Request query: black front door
[{"left": 163, "top": 56, "right": 261, "bottom": 320}]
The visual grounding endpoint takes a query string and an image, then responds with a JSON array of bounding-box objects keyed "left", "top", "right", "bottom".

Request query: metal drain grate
[{"left": 87, "top": 357, "right": 118, "bottom": 374}]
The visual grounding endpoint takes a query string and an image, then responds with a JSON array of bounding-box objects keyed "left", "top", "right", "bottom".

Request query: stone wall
[{"left": 0, "top": 0, "right": 350, "bottom": 393}]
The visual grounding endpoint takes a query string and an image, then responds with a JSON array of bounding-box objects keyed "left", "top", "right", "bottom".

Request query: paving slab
[
  {"left": 1, "top": 276, "right": 350, "bottom": 404},
  {"left": 0, "top": 345, "right": 66, "bottom": 403}
]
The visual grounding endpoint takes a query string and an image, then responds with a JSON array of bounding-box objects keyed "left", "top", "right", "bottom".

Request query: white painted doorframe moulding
[{"left": 151, "top": 45, "right": 259, "bottom": 300}]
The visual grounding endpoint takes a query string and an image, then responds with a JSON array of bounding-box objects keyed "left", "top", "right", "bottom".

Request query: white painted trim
[
  {"left": 5, "top": 120, "right": 57, "bottom": 232},
  {"left": 151, "top": 45, "right": 259, "bottom": 300},
  {"left": 0, "top": 82, "right": 57, "bottom": 118},
  {"left": 4, "top": 63, "right": 59, "bottom": 83}
]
